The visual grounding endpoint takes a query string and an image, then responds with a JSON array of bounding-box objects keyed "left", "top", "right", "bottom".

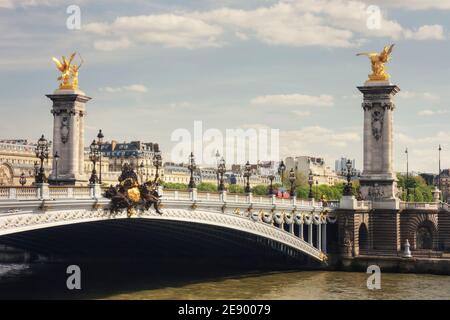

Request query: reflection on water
[
  {"left": 0, "top": 263, "right": 449, "bottom": 300},
  {"left": 107, "top": 271, "right": 450, "bottom": 300}
]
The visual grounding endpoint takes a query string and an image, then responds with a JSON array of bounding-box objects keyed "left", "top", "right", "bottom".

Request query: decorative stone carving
[
  {"left": 60, "top": 116, "right": 70, "bottom": 144},
  {"left": 371, "top": 105, "right": 384, "bottom": 141},
  {"left": 368, "top": 183, "right": 385, "bottom": 200}
]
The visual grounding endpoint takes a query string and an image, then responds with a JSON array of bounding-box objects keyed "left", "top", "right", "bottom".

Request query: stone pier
[{"left": 47, "top": 90, "right": 91, "bottom": 185}]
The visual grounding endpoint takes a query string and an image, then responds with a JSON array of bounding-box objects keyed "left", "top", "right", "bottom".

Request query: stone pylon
[
  {"left": 357, "top": 82, "right": 400, "bottom": 203},
  {"left": 47, "top": 89, "right": 91, "bottom": 185}
]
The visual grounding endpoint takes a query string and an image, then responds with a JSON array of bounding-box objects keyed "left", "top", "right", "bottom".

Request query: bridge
[{"left": 0, "top": 185, "right": 338, "bottom": 263}]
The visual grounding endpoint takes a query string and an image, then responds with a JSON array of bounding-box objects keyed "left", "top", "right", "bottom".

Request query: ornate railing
[{"left": 400, "top": 202, "right": 442, "bottom": 210}]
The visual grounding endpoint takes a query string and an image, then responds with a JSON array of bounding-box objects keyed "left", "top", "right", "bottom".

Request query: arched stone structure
[
  {"left": 358, "top": 223, "right": 369, "bottom": 253},
  {"left": 403, "top": 213, "right": 438, "bottom": 251}
]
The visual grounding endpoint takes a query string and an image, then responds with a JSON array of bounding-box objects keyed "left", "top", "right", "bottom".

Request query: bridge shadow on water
[{"left": 0, "top": 219, "right": 320, "bottom": 299}]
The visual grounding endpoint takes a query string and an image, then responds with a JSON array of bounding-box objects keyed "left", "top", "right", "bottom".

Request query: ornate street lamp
[
  {"left": 138, "top": 161, "right": 145, "bottom": 184},
  {"left": 89, "top": 140, "right": 100, "bottom": 184},
  {"left": 405, "top": 147, "right": 409, "bottom": 201},
  {"left": 343, "top": 159, "right": 353, "bottom": 196},
  {"left": 308, "top": 169, "right": 314, "bottom": 199},
  {"left": 244, "top": 161, "right": 252, "bottom": 193},
  {"left": 97, "top": 129, "right": 104, "bottom": 184},
  {"left": 33, "top": 161, "right": 39, "bottom": 183},
  {"left": 278, "top": 160, "right": 286, "bottom": 185},
  {"left": 35, "top": 134, "right": 49, "bottom": 184},
  {"left": 268, "top": 173, "right": 275, "bottom": 195},
  {"left": 288, "top": 168, "right": 296, "bottom": 197},
  {"left": 438, "top": 144, "right": 442, "bottom": 200},
  {"left": 217, "top": 157, "right": 226, "bottom": 192},
  {"left": 54, "top": 151, "right": 60, "bottom": 185},
  {"left": 215, "top": 150, "right": 221, "bottom": 189},
  {"left": 152, "top": 150, "right": 163, "bottom": 184},
  {"left": 188, "top": 152, "right": 196, "bottom": 189},
  {"left": 19, "top": 172, "right": 27, "bottom": 186}
]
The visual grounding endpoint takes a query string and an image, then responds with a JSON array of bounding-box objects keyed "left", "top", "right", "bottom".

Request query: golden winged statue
[
  {"left": 357, "top": 44, "right": 394, "bottom": 82},
  {"left": 52, "top": 53, "right": 83, "bottom": 90}
]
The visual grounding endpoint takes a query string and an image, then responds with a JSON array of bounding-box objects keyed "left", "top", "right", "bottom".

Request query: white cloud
[
  {"left": 417, "top": 109, "right": 448, "bottom": 116},
  {"left": 99, "top": 84, "right": 148, "bottom": 93},
  {"left": 279, "top": 126, "right": 361, "bottom": 165},
  {"left": 0, "top": 0, "right": 73, "bottom": 8},
  {"left": 398, "top": 91, "right": 440, "bottom": 101},
  {"left": 84, "top": 14, "right": 224, "bottom": 50},
  {"left": 82, "top": 0, "right": 446, "bottom": 51},
  {"left": 251, "top": 94, "right": 334, "bottom": 107},
  {"left": 404, "top": 25, "right": 446, "bottom": 40},
  {"left": 361, "top": 0, "right": 450, "bottom": 10},
  {"left": 292, "top": 111, "right": 312, "bottom": 117}
]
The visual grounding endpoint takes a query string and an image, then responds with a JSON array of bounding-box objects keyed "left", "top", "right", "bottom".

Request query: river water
[{"left": 0, "top": 263, "right": 449, "bottom": 299}]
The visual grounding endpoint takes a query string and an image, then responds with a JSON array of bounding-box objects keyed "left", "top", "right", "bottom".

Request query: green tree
[
  {"left": 228, "top": 184, "right": 245, "bottom": 194},
  {"left": 162, "top": 182, "right": 188, "bottom": 190},
  {"left": 197, "top": 182, "right": 218, "bottom": 192},
  {"left": 252, "top": 185, "right": 268, "bottom": 195}
]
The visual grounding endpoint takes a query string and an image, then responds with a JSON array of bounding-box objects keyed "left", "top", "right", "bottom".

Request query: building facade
[{"left": 286, "top": 156, "right": 342, "bottom": 186}]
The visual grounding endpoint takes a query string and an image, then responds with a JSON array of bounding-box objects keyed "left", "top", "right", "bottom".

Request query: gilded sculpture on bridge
[
  {"left": 357, "top": 44, "right": 394, "bottom": 82},
  {"left": 105, "top": 163, "right": 162, "bottom": 216},
  {"left": 52, "top": 52, "right": 83, "bottom": 90}
]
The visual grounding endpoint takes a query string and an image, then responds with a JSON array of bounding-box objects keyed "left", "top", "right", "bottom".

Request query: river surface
[{"left": 0, "top": 263, "right": 449, "bottom": 299}]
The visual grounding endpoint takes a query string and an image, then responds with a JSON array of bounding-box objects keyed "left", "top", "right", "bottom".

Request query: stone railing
[
  {"left": 0, "top": 186, "right": 333, "bottom": 213},
  {"left": 161, "top": 189, "right": 323, "bottom": 209},
  {"left": 0, "top": 185, "right": 99, "bottom": 201},
  {"left": 400, "top": 202, "right": 445, "bottom": 211}
]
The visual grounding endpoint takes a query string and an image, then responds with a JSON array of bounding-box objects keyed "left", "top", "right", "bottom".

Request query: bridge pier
[
  {"left": 317, "top": 223, "right": 322, "bottom": 251},
  {"left": 322, "top": 223, "right": 327, "bottom": 253},
  {"left": 308, "top": 223, "right": 313, "bottom": 245}
]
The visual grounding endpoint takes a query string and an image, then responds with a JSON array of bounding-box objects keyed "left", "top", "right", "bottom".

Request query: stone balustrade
[{"left": 0, "top": 185, "right": 95, "bottom": 200}]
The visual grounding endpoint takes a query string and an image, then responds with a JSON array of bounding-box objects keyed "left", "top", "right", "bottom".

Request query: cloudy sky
[{"left": 0, "top": 0, "right": 449, "bottom": 173}]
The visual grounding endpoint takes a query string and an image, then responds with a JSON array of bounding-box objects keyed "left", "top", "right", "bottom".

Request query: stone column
[
  {"left": 358, "top": 83, "right": 400, "bottom": 201},
  {"left": 47, "top": 90, "right": 91, "bottom": 185},
  {"left": 308, "top": 223, "right": 313, "bottom": 245},
  {"left": 317, "top": 223, "right": 322, "bottom": 250},
  {"left": 299, "top": 221, "right": 304, "bottom": 240}
]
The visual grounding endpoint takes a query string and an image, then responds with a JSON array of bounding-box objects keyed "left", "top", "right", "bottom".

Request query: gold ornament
[
  {"left": 357, "top": 44, "right": 394, "bottom": 82},
  {"left": 52, "top": 52, "right": 83, "bottom": 90}
]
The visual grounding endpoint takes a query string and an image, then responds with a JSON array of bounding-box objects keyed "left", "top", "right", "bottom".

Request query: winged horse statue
[{"left": 357, "top": 44, "right": 395, "bottom": 82}]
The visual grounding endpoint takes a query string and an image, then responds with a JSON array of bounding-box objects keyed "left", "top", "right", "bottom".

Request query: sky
[{"left": 0, "top": 0, "right": 449, "bottom": 173}]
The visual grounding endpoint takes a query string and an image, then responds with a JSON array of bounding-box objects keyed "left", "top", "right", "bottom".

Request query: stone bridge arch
[
  {"left": 0, "top": 205, "right": 327, "bottom": 262},
  {"left": 403, "top": 213, "right": 439, "bottom": 251}
]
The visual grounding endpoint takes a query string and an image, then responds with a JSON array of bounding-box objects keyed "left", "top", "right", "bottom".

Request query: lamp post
[
  {"left": 217, "top": 157, "right": 226, "bottom": 192},
  {"left": 343, "top": 159, "right": 353, "bottom": 196},
  {"left": 278, "top": 160, "right": 286, "bottom": 186},
  {"left": 188, "top": 152, "right": 196, "bottom": 189},
  {"left": 19, "top": 172, "right": 27, "bottom": 186},
  {"left": 405, "top": 147, "right": 409, "bottom": 201},
  {"left": 35, "top": 135, "right": 49, "bottom": 184},
  {"left": 97, "top": 129, "right": 104, "bottom": 184},
  {"left": 244, "top": 161, "right": 252, "bottom": 193},
  {"left": 54, "top": 151, "right": 60, "bottom": 185},
  {"left": 268, "top": 173, "right": 275, "bottom": 195},
  {"left": 138, "top": 161, "right": 145, "bottom": 184},
  {"left": 288, "top": 168, "right": 296, "bottom": 197},
  {"left": 33, "top": 161, "right": 39, "bottom": 183},
  {"left": 215, "top": 150, "right": 221, "bottom": 190},
  {"left": 152, "top": 150, "right": 162, "bottom": 184},
  {"left": 308, "top": 170, "right": 314, "bottom": 199},
  {"left": 89, "top": 140, "right": 99, "bottom": 184},
  {"left": 438, "top": 145, "right": 442, "bottom": 199}
]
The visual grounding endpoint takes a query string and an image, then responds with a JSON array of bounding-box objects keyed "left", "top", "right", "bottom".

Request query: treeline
[
  {"left": 162, "top": 181, "right": 352, "bottom": 201},
  {"left": 163, "top": 174, "right": 435, "bottom": 202}
]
